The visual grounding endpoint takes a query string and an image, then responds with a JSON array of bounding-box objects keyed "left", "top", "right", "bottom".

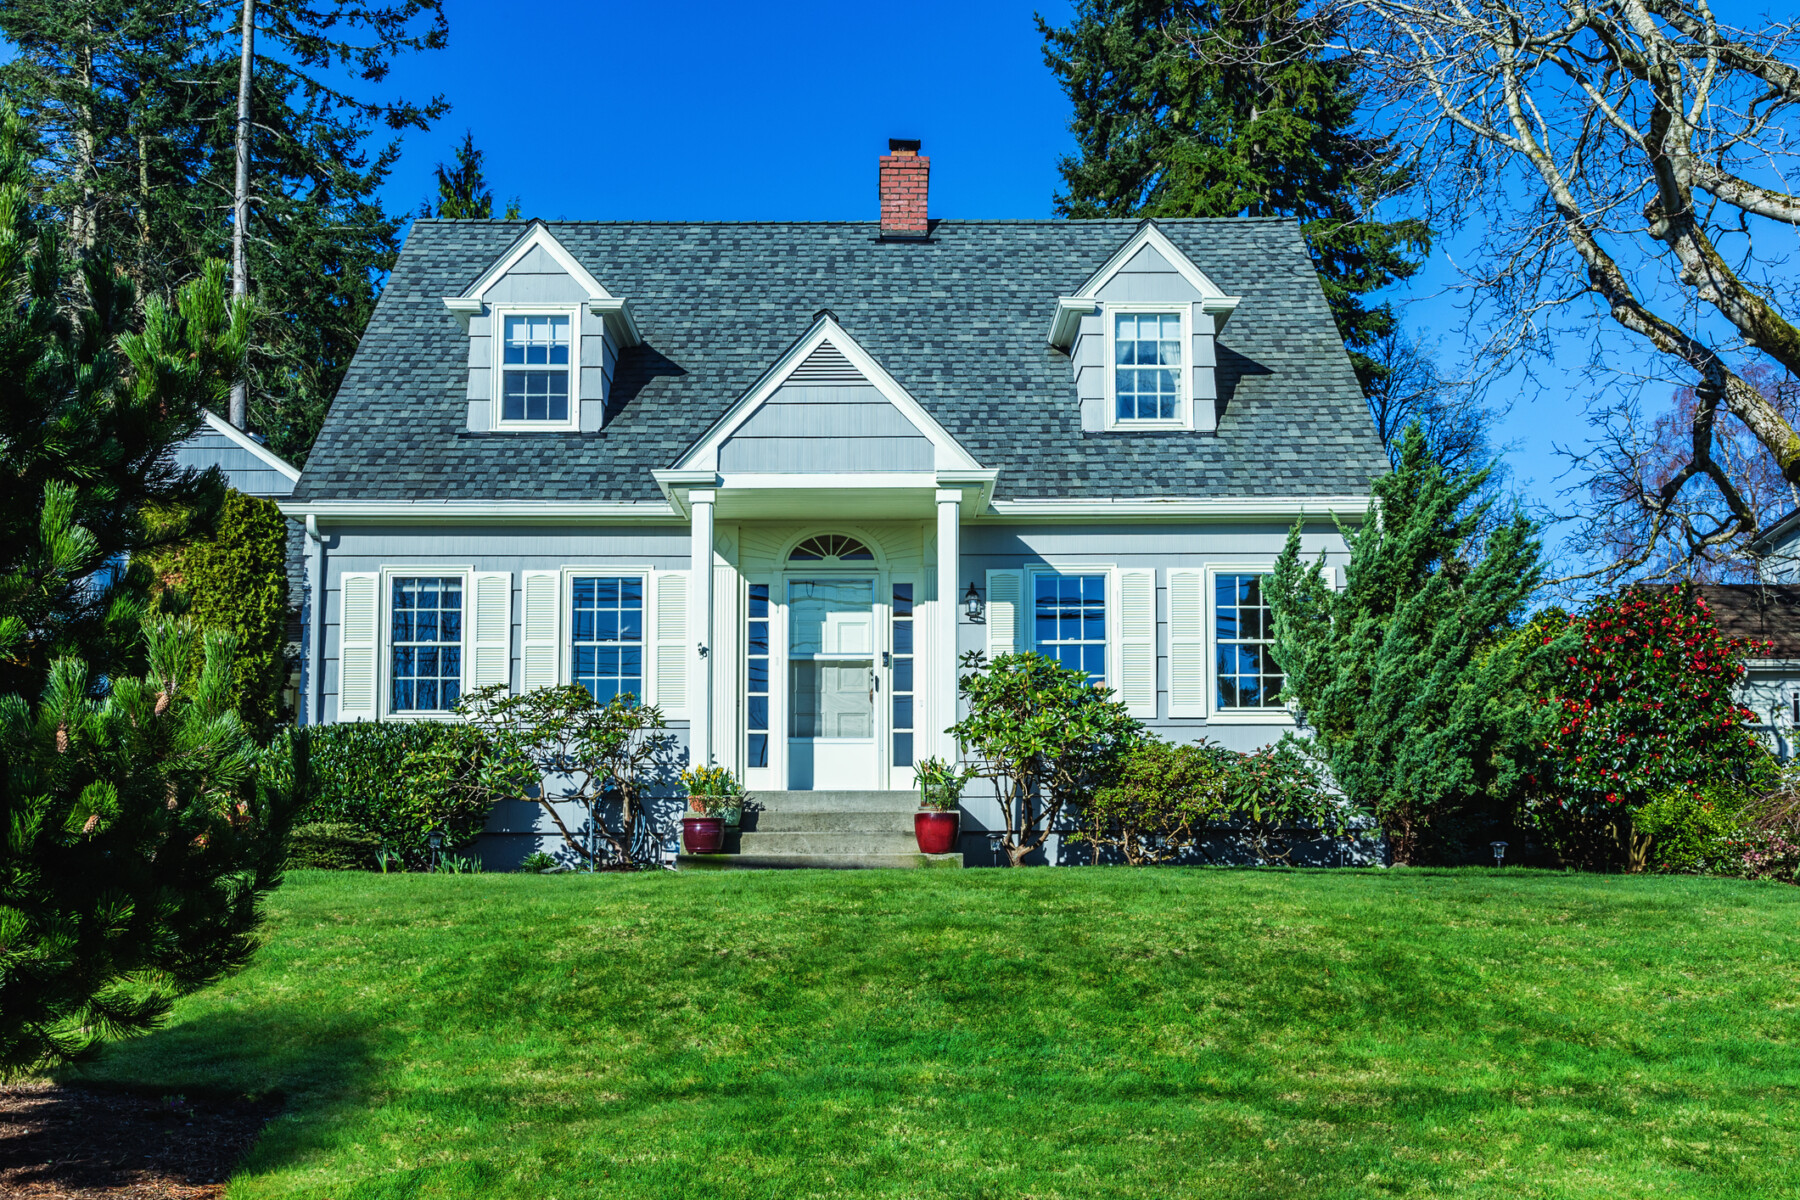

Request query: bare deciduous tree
[{"left": 1213, "top": 0, "right": 1800, "bottom": 580}]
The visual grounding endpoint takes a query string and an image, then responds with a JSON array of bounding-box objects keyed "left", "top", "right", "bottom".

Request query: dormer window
[
  {"left": 1111, "top": 309, "right": 1185, "bottom": 426},
  {"left": 499, "top": 312, "right": 573, "bottom": 426}
]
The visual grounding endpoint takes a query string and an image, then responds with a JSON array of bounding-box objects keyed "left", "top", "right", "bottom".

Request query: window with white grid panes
[
  {"left": 1034, "top": 574, "right": 1107, "bottom": 684},
  {"left": 390, "top": 576, "right": 463, "bottom": 712},
  {"left": 1215, "top": 574, "right": 1285, "bottom": 710},
  {"left": 1114, "top": 311, "right": 1183, "bottom": 422},
  {"left": 746, "top": 583, "right": 770, "bottom": 768},
  {"left": 569, "top": 576, "right": 642, "bottom": 704},
  {"left": 891, "top": 582, "right": 915, "bottom": 767},
  {"left": 500, "top": 313, "right": 571, "bottom": 423}
]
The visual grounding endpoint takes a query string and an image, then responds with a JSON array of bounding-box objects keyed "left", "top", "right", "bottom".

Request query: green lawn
[{"left": 68, "top": 868, "right": 1800, "bottom": 1199}]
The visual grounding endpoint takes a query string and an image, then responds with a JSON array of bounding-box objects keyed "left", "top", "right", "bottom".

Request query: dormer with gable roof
[
  {"left": 443, "top": 222, "right": 641, "bottom": 434},
  {"left": 1047, "top": 222, "right": 1242, "bottom": 433}
]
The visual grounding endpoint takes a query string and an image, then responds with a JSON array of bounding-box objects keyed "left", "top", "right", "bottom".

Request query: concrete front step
[
  {"left": 748, "top": 809, "right": 916, "bottom": 833},
  {"left": 752, "top": 790, "right": 920, "bottom": 813},
  {"left": 738, "top": 830, "right": 921, "bottom": 855},
  {"left": 678, "top": 851, "right": 962, "bottom": 871}
]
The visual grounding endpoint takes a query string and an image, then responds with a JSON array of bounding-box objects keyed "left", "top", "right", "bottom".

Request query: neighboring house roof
[
  {"left": 175, "top": 409, "right": 301, "bottom": 498},
  {"left": 292, "top": 218, "right": 1387, "bottom": 504},
  {"left": 1673, "top": 584, "right": 1800, "bottom": 659}
]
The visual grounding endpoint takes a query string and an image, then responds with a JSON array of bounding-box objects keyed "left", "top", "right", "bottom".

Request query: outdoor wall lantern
[
  {"left": 964, "top": 582, "right": 985, "bottom": 623},
  {"left": 1490, "top": 840, "right": 1508, "bottom": 868}
]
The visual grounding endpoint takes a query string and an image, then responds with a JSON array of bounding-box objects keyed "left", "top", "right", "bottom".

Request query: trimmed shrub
[
  {"left": 287, "top": 822, "right": 383, "bottom": 870},
  {"left": 291, "top": 722, "right": 491, "bottom": 865},
  {"left": 1633, "top": 787, "right": 1753, "bottom": 874},
  {"left": 1078, "top": 740, "right": 1230, "bottom": 865},
  {"left": 182, "top": 491, "right": 290, "bottom": 736},
  {"left": 1076, "top": 736, "right": 1359, "bottom": 867}
]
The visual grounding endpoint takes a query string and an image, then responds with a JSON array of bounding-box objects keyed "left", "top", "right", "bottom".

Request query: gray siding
[
  {"left": 312, "top": 525, "right": 690, "bottom": 727},
  {"left": 1093, "top": 244, "right": 1204, "bottom": 303},
  {"left": 174, "top": 429, "right": 295, "bottom": 497},
  {"left": 719, "top": 384, "right": 934, "bottom": 472}
]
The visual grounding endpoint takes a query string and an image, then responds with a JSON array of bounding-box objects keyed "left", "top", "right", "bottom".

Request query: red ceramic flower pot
[
  {"left": 682, "top": 816, "right": 725, "bottom": 854},
  {"left": 914, "top": 810, "right": 959, "bottom": 855}
]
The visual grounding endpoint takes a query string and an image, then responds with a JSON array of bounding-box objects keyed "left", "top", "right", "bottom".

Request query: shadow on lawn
[{"left": 59, "top": 1001, "right": 388, "bottom": 1188}]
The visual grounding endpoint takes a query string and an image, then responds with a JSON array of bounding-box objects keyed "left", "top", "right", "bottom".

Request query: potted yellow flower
[{"left": 680, "top": 765, "right": 746, "bottom": 854}]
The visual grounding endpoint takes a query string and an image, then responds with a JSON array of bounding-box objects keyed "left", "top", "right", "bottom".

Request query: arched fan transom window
[{"left": 788, "top": 534, "right": 875, "bottom": 563}]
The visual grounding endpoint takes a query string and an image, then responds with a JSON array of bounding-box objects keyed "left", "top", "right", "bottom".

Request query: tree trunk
[{"left": 229, "top": 0, "right": 256, "bottom": 430}]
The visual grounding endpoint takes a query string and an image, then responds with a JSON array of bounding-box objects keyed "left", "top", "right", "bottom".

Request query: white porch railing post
[
  {"left": 935, "top": 489, "right": 962, "bottom": 763},
  {"left": 688, "top": 490, "right": 716, "bottom": 767}
]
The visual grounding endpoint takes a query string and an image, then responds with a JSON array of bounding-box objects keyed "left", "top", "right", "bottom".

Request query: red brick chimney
[{"left": 879, "top": 138, "right": 929, "bottom": 239}]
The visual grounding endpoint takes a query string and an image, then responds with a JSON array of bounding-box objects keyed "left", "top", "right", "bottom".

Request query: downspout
[{"left": 306, "top": 515, "right": 326, "bottom": 725}]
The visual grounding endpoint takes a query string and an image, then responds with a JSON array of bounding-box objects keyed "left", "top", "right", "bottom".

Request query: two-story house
[{"left": 281, "top": 140, "right": 1386, "bottom": 867}]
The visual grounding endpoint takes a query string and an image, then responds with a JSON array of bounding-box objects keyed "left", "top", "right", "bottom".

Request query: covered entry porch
[{"left": 656, "top": 471, "right": 993, "bottom": 792}]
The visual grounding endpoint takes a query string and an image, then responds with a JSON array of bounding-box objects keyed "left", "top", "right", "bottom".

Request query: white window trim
[
  {"left": 1024, "top": 562, "right": 1121, "bottom": 694},
  {"left": 557, "top": 565, "right": 655, "bottom": 694},
  {"left": 1104, "top": 302, "right": 1193, "bottom": 432},
  {"left": 1204, "top": 563, "right": 1295, "bottom": 725},
  {"left": 491, "top": 303, "right": 581, "bottom": 431},
  {"left": 378, "top": 565, "right": 475, "bottom": 720}
]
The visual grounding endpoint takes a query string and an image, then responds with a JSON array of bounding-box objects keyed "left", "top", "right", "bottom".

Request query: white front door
[{"left": 786, "top": 577, "right": 878, "bottom": 789}]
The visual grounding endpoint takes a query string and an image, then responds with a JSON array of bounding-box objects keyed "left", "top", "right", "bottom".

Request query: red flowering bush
[{"left": 1529, "top": 585, "right": 1769, "bottom": 867}]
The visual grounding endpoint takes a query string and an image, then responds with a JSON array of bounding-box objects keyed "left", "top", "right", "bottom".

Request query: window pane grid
[
  {"left": 1034, "top": 574, "right": 1106, "bottom": 684},
  {"left": 892, "top": 582, "right": 914, "bottom": 768},
  {"left": 1115, "top": 311, "right": 1183, "bottom": 422},
  {"left": 570, "top": 576, "right": 643, "bottom": 705},
  {"left": 501, "top": 314, "right": 571, "bottom": 423},
  {"left": 746, "top": 583, "right": 770, "bottom": 768},
  {"left": 391, "top": 576, "right": 462, "bottom": 712},
  {"left": 1215, "top": 574, "right": 1284, "bottom": 710}
]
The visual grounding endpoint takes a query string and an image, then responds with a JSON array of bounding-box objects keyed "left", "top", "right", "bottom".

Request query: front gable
[{"left": 673, "top": 316, "right": 983, "bottom": 477}]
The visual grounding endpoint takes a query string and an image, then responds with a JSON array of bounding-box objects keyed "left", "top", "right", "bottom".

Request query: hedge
[{"left": 276, "top": 722, "right": 493, "bottom": 865}]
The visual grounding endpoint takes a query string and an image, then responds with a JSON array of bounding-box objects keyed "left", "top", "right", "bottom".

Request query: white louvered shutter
[
  {"left": 337, "top": 572, "right": 379, "bottom": 720},
  {"left": 1118, "top": 570, "right": 1157, "bottom": 717},
  {"left": 469, "top": 572, "right": 512, "bottom": 690},
  {"left": 653, "top": 570, "right": 688, "bottom": 717},
  {"left": 986, "top": 570, "right": 1022, "bottom": 659},
  {"left": 1167, "top": 570, "right": 1206, "bottom": 717},
  {"left": 520, "top": 571, "right": 560, "bottom": 692}
]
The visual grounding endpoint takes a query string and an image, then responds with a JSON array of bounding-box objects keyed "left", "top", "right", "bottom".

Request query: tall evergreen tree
[
  {"left": 420, "top": 131, "right": 521, "bottom": 220},
  {"left": 0, "top": 105, "right": 290, "bottom": 1075},
  {"left": 1268, "top": 425, "right": 1550, "bottom": 863},
  {"left": 1039, "top": 0, "right": 1429, "bottom": 389},
  {"left": 0, "top": 0, "right": 448, "bottom": 465}
]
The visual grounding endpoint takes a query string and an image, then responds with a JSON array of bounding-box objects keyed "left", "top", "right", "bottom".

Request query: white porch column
[
  {"left": 688, "top": 490, "right": 716, "bottom": 767},
  {"left": 935, "top": 489, "right": 962, "bottom": 763}
]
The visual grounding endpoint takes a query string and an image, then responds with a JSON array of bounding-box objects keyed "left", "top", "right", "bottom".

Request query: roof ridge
[{"left": 412, "top": 217, "right": 1301, "bottom": 227}]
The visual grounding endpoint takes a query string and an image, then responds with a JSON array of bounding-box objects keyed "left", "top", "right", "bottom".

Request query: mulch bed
[{"left": 0, "top": 1084, "right": 278, "bottom": 1199}]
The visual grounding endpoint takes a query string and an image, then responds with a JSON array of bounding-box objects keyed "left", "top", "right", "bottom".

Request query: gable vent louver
[{"left": 787, "top": 342, "right": 867, "bottom": 386}]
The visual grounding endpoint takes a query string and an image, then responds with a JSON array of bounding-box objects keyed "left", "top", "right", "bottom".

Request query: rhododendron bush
[{"left": 1530, "top": 585, "right": 1769, "bottom": 867}]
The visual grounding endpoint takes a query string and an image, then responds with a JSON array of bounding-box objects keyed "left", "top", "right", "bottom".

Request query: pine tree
[
  {"left": 420, "top": 131, "right": 521, "bottom": 220},
  {"left": 0, "top": 0, "right": 449, "bottom": 465},
  {"left": 1268, "top": 425, "right": 1550, "bottom": 863},
  {"left": 1039, "top": 0, "right": 1429, "bottom": 388},
  {"left": 0, "top": 103, "right": 290, "bottom": 1076}
]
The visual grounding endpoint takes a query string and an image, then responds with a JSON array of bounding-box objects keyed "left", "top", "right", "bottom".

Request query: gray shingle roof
[{"left": 292, "top": 218, "right": 1387, "bottom": 503}]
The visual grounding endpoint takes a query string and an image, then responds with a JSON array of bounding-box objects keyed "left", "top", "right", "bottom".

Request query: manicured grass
[{"left": 69, "top": 868, "right": 1800, "bottom": 1199}]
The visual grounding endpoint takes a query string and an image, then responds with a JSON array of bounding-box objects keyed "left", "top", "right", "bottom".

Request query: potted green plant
[
  {"left": 680, "top": 765, "right": 746, "bottom": 854},
  {"left": 914, "top": 756, "right": 969, "bottom": 854}
]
